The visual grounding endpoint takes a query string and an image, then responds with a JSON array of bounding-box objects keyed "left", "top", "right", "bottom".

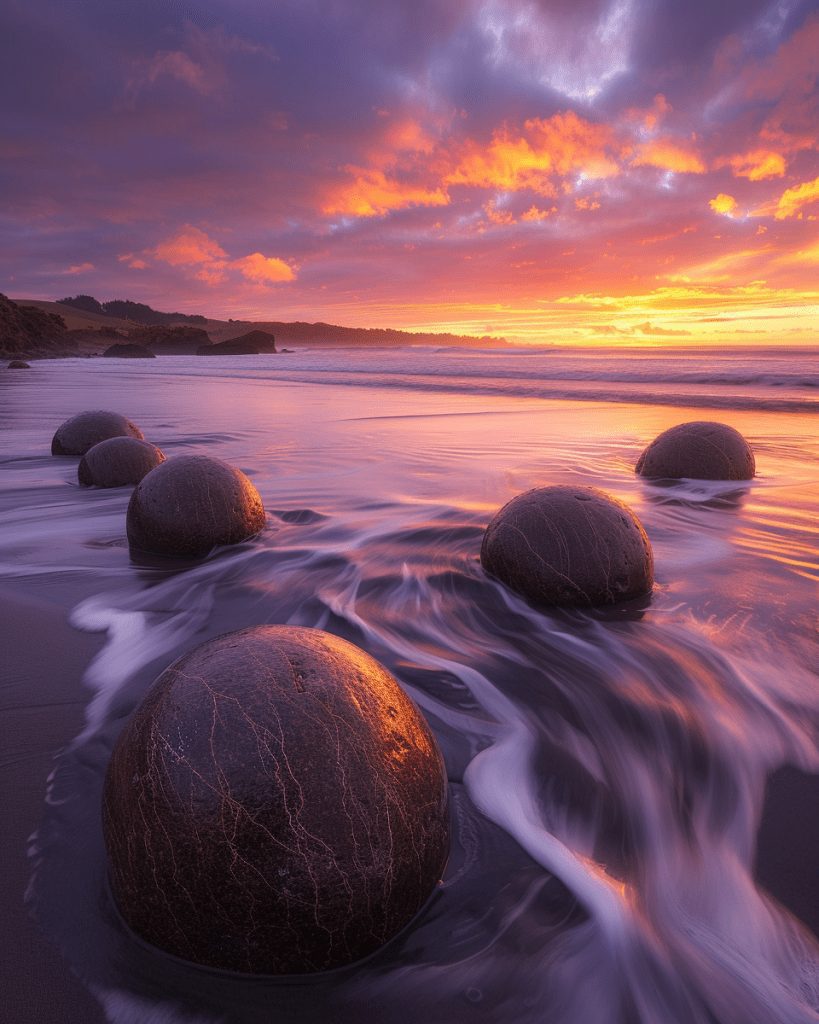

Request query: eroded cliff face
[{"left": 0, "top": 293, "right": 75, "bottom": 358}]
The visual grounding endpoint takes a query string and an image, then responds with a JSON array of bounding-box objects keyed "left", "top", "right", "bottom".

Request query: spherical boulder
[
  {"left": 635, "top": 421, "right": 755, "bottom": 480},
  {"left": 51, "top": 410, "right": 143, "bottom": 456},
  {"left": 8, "top": 360, "right": 30, "bottom": 369},
  {"left": 78, "top": 437, "right": 165, "bottom": 488},
  {"left": 481, "top": 485, "right": 653, "bottom": 607},
  {"left": 102, "top": 625, "right": 450, "bottom": 974},
  {"left": 126, "top": 454, "right": 265, "bottom": 558}
]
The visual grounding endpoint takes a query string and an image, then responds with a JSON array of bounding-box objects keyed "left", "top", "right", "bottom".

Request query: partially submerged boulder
[
  {"left": 126, "top": 454, "right": 266, "bottom": 557},
  {"left": 51, "top": 410, "right": 144, "bottom": 456},
  {"left": 636, "top": 421, "right": 755, "bottom": 480},
  {"left": 7, "top": 360, "right": 30, "bottom": 369},
  {"left": 78, "top": 437, "right": 165, "bottom": 488},
  {"left": 481, "top": 485, "right": 654, "bottom": 607},
  {"left": 102, "top": 625, "right": 450, "bottom": 973}
]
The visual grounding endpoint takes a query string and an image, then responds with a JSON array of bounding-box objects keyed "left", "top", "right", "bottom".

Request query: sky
[{"left": 1, "top": 0, "right": 818, "bottom": 345}]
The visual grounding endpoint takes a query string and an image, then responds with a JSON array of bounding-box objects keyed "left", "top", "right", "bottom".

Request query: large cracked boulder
[
  {"left": 636, "top": 421, "right": 755, "bottom": 480},
  {"left": 51, "top": 410, "right": 144, "bottom": 455},
  {"left": 481, "top": 485, "right": 654, "bottom": 607},
  {"left": 102, "top": 625, "right": 450, "bottom": 973},
  {"left": 126, "top": 454, "right": 266, "bottom": 558}
]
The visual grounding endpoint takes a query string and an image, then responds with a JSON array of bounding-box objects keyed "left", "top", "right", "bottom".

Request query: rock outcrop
[
  {"left": 222, "top": 329, "right": 277, "bottom": 353},
  {"left": 0, "top": 293, "right": 75, "bottom": 358},
  {"left": 197, "top": 338, "right": 260, "bottom": 355},
  {"left": 126, "top": 325, "right": 212, "bottom": 354}
]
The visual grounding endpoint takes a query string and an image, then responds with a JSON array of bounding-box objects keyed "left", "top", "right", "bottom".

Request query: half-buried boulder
[
  {"left": 636, "top": 421, "right": 755, "bottom": 480},
  {"left": 8, "top": 360, "right": 30, "bottom": 368},
  {"left": 126, "top": 454, "right": 266, "bottom": 558},
  {"left": 51, "top": 410, "right": 144, "bottom": 456},
  {"left": 481, "top": 485, "right": 653, "bottom": 607},
  {"left": 78, "top": 437, "right": 165, "bottom": 488},
  {"left": 102, "top": 625, "right": 450, "bottom": 973},
  {"left": 102, "top": 343, "right": 156, "bottom": 359}
]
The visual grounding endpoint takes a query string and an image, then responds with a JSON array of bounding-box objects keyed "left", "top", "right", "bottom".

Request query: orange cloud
[
  {"left": 323, "top": 168, "right": 449, "bottom": 217},
  {"left": 770, "top": 176, "right": 819, "bottom": 220},
  {"left": 632, "top": 139, "right": 706, "bottom": 174},
  {"left": 152, "top": 226, "right": 227, "bottom": 267},
  {"left": 446, "top": 112, "right": 620, "bottom": 194},
  {"left": 234, "top": 252, "right": 295, "bottom": 283},
  {"left": 575, "top": 196, "right": 601, "bottom": 211},
  {"left": 722, "top": 149, "right": 786, "bottom": 180},
  {"left": 709, "top": 193, "right": 738, "bottom": 216},
  {"left": 521, "top": 205, "right": 555, "bottom": 221}
]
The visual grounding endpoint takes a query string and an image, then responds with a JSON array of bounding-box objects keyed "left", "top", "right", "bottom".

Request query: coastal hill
[{"left": 15, "top": 296, "right": 508, "bottom": 351}]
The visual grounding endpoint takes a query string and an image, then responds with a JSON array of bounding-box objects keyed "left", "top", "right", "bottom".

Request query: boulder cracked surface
[
  {"left": 78, "top": 437, "right": 165, "bottom": 488},
  {"left": 126, "top": 454, "right": 265, "bottom": 558},
  {"left": 102, "top": 626, "right": 450, "bottom": 974},
  {"left": 636, "top": 421, "right": 755, "bottom": 480},
  {"left": 51, "top": 410, "right": 144, "bottom": 455},
  {"left": 481, "top": 485, "right": 654, "bottom": 607}
]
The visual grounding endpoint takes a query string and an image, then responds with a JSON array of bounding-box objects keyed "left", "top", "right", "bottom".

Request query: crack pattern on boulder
[
  {"left": 78, "top": 437, "right": 165, "bottom": 488},
  {"left": 636, "top": 421, "right": 755, "bottom": 480},
  {"left": 51, "top": 410, "right": 144, "bottom": 456},
  {"left": 481, "top": 484, "right": 654, "bottom": 607},
  {"left": 102, "top": 626, "right": 450, "bottom": 974},
  {"left": 126, "top": 454, "right": 266, "bottom": 558}
]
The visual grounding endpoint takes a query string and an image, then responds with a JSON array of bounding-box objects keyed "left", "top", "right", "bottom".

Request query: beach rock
[
  {"left": 102, "top": 625, "right": 450, "bottom": 973},
  {"left": 126, "top": 454, "right": 265, "bottom": 558},
  {"left": 127, "top": 325, "right": 212, "bottom": 355},
  {"left": 78, "top": 437, "right": 165, "bottom": 488},
  {"left": 102, "top": 343, "right": 156, "bottom": 359},
  {"left": 197, "top": 338, "right": 260, "bottom": 356},
  {"left": 51, "top": 410, "right": 144, "bottom": 456},
  {"left": 7, "top": 360, "right": 30, "bottom": 368},
  {"left": 481, "top": 485, "right": 653, "bottom": 606},
  {"left": 222, "top": 329, "right": 277, "bottom": 353},
  {"left": 636, "top": 421, "right": 755, "bottom": 480}
]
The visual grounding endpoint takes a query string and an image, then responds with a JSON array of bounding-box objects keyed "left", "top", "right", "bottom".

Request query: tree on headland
[{"left": 57, "top": 295, "right": 207, "bottom": 326}]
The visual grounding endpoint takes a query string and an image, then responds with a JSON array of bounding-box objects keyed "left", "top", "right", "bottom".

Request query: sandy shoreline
[{"left": 0, "top": 586, "right": 106, "bottom": 1024}]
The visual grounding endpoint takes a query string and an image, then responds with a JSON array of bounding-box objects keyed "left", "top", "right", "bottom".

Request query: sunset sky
[{"left": 1, "top": 0, "right": 818, "bottom": 344}]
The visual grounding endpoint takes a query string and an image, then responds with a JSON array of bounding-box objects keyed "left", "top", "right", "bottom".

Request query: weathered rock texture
[
  {"left": 481, "top": 485, "right": 654, "bottom": 606},
  {"left": 636, "top": 421, "right": 755, "bottom": 480},
  {"left": 102, "top": 343, "right": 156, "bottom": 359},
  {"left": 51, "top": 410, "right": 144, "bottom": 456},
  {"left": 78, "top": 437, "right": 165, "bottom": 488},
  {"left": 126, "top": 454, "right": 265, "bottom": 557},
  {"left": 102, "top": 625, "right": 450, "bottom": 973}
]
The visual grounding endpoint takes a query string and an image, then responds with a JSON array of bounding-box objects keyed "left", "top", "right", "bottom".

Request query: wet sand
[{"left": 0, "top": 586, "right": 106, "bottom": 1024}]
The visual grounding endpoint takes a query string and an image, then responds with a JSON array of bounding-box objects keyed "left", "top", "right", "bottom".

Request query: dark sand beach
[{"left": 1, "top": 348, "right": 817, "bottom": 1023}]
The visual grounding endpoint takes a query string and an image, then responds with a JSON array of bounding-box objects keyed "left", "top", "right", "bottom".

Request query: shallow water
[{"left": 1, "top": 350, "right": 818, "bottom": 1023}]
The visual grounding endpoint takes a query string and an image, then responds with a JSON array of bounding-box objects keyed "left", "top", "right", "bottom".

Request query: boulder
[
  {"left": 78, "top": 437, "right": 165, "bottom": 488},
  {"left": 7, "top": 360, "right": 30, "bottom": 369},
  {"left": 636, "top": 421, "right": 755, "bottom": 480},
  {"left": 481, "top": 485, "right": 654, "bottom": 606},
  {"left": 102, "top": 625, "right": 449, "bottom": 973},
  {"left": 51, "top": 410, "right": 144, "bottom": 456},
  {"left": 102, "top": 343, "right": 156, "bottom": 359},
  {"left": 126, "top": 454, "right": 265, "bottom": 558}
]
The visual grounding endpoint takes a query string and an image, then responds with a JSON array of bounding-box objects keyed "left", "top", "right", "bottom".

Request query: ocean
[{"left": 1, "top": 346, "right": 817, "bottom": 1023}]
